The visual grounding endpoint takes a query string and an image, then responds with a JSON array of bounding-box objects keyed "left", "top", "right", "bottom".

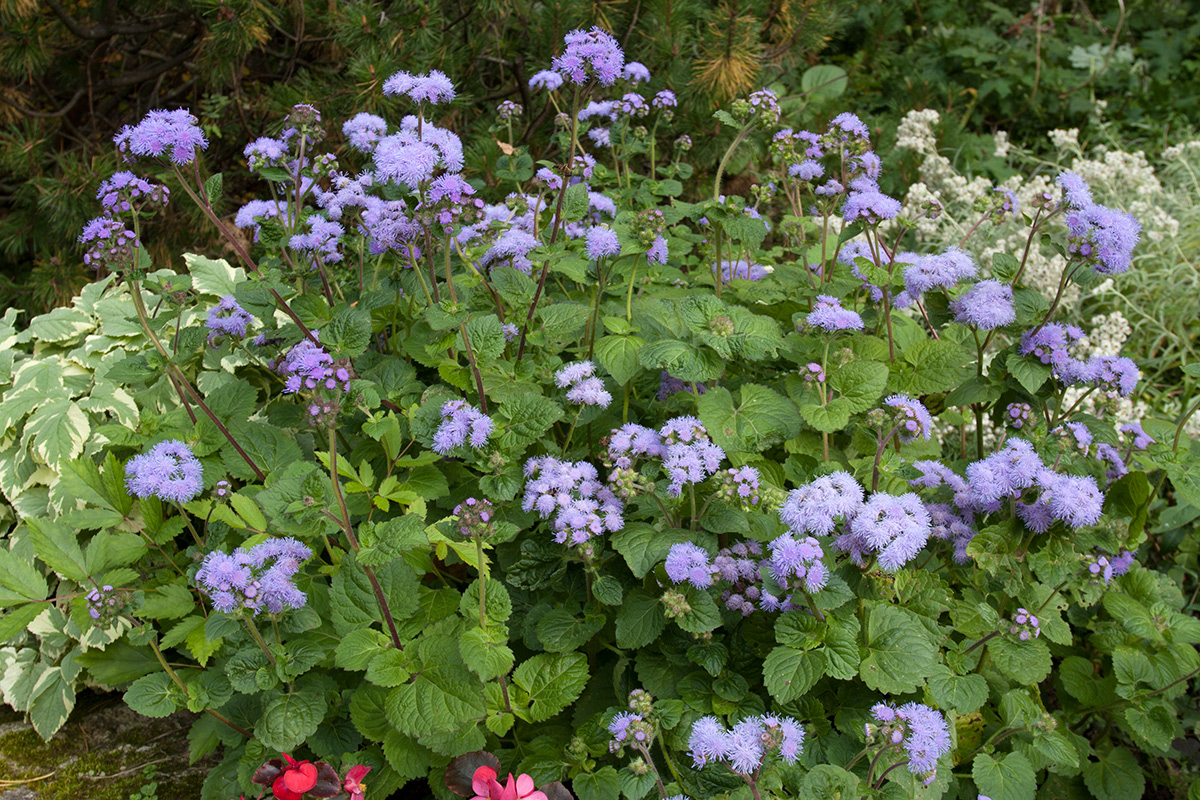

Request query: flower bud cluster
[
  {"left": 86, "top": 584, "right": 126, "bottom": 624},
  {"left": 1008, "top": 607, "right": 1041, "bottom": 641},
  {"left": 453, "top": 497, "right": 496, "bottom": 540}
]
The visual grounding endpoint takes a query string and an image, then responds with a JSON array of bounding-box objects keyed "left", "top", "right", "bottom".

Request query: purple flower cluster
[
  {"left": 656, "top": 372, "right": 705, "bottom": 400},
  {"left": 289, "top": 217, "right": 345, "bottom": 264},
  {"left": 552, "top": 27, "right": 625, "bottom": 86},
  {"left": 205, "top": 296, "right": 255, "bottom": 345},
  {"left": 867, "top": 703, "right": 951, "bottom": 784},
  {"left": 585, "top": 225, "right": 621, "bottom": 260},
  {"left": 86, "top": 584, "right": 122, "bottom": 623},
  {"left": 608, "top": 712, "right": 654, "bottom": 752},
  {"left": 522, "top": 456, "right": 624, "bottom": 546},
  {"left": 1008, "top": 607, "right": 1041, "bottom": 641},
  {"left": 779, "top": 471, "right": 863, "bottom": 536},
  {"left": 279, "top": 338, "right": 352, "bottom": 395},
  {"left": 96, "top": 171, "right": 169, "bottom": 214},
  {"left": 835, "top": 492, "right": 932, "bottom": 571},
  {"left": 1086, "top": 550, "right": 1136, "bottom": 584},
  {"left": 1019, "top": 324, "right": 1140, "bottom": 396},
  {"left": 913, "top": 438, "right": 1105, "bottom": 548},
  {"left": 556, "top": 360, "right": 612, "bottom": 407},
  {"left": 343, "top": 113, "right": 388, "bottom": 151},
  {"left": 687, "top": 715, "right": 804, "bottom": 775},
  {"left": 433, "top": 400, "right": 494, "bottom": 454},
  {"left": 1057, "top": 171, "right": 1141, "bottom": 275},
  {"left": 79, "top": 216, "right": 140, "bottom": 271},
  {"left": 807, "top": 295, "right": 864, "bottom": 332},
  {"left": 767, "top": 534, "right": 829, "bottom": 596},
  {"left": 883, "top": 394, "right": 933, "bottom": 444},
  {"left": 125, "top": 440, "right": 204, "bottom": 503},
  {"left": 195, "top": 537, "right": 312, "bottom": 615},
  {"left": 660, "top": 417, "right": 725, "bottom": 497},
  {"left": 114, "top": 108, "right": 208, "bottom": 165},
  {"left": 607, "top": 423, "right": 666, "bottom": 468},
  {"left": 896, "top": 248, "right": 977, "bottom": 308},
  {"left": 383, "top": 70, "right": 456, "bottom": 104},
  {"left": 1006, "top": 402, "right": 1033, "bottom": 430},
  {"left": 714, "top": 466, "right": 761, "bottom": 509},
  {"left": 1121, "top": 421, "right": 1154, "bottom": 449},
  {"left": 715, "top": 260, "right": 769, "bottom": 282},
  {"left": 950, "top": 279, "right": 1015, "bottom": 330},
  {"left": 243, "top": 136, "right": 287, "bottom": 170}
]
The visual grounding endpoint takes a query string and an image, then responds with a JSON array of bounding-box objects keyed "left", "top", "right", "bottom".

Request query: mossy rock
[{"left": 0, "top": 691, "right": 214, "bottom": 800}]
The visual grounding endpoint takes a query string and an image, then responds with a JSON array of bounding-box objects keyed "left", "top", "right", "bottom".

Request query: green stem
[
  {"left": 328, "top": 427, "right": 404, "bottom": 650},
  {"left": 147, "top": 636, "right": 254, "bottom": 739},
  {"left": 476, "top": 535, "right": 488, "bottom": 633},
  {"left": 244, "top": 617, "right": 277, "bottom": 665}
]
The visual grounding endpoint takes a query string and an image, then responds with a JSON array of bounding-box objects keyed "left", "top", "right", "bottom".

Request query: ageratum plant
[{"left": 1, "top": 24, "right": 1198, "bottom": 800}]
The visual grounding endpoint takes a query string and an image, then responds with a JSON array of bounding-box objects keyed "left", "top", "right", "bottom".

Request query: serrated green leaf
[
  {"left": 1081, "top": 748, "right": 1145, "bottom": 800},
  {"left": 513, "top": 652, "right": 589, "bottom": 722},
  {"left": 859, "top": 605, "right": 935, "bottom": 694},
  {"left": 124, "top": 672, "right": 177, "bottom": 718},
  {"left": 615, "top": 590, "right": 666, "bottom": 649},
  {"left": 973, "top": 752, "right": 1036, "bottom": 800},
  {"left": 763, "top": 646, "right": 825, "bottom": 702},
  {"left": 990, "top": 636, "right": 1052, "bottom": 685}
]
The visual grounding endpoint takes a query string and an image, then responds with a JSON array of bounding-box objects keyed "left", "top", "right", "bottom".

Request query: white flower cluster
[
  {"left": 895, "top": 108, "right": 941, "bottom": 155},
  {"left": 1163, "top": 140, "right": 1200, "bottom": 161},
  {"left": 993, "top": 131, "right": 1011, "bottom": 159},
  {"left": 1048, "top": 128, "right": 1080, "bottom": 152},
  {"left": 1075, "top": 311, "right": 1131, "bottom": 359}
]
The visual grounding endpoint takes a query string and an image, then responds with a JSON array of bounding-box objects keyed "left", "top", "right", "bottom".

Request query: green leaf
[
  {"left": 26, "top": 516, "right": 87, "bottom": 581},
  {"left": 386, "top": 638, "right": 484, "bottom": 736},
  {"left": 326, "top": 305, "right": 373, "bottom": 357},
  {"left": 330, "top": 550, "right": 420, "bottom": 635},
  {"left": 124, "top": 673, "right": 177, "bottom": 719},
  {"left": 1006, "top": 353, "right": 1051, "bottom": 394},
  {"left": 697, "top": 385, "right": 801, "bottom": 453},
  {"left": 763, "top": 646, "right": 825, "bottom": 702},
  {"left": 512, "top": 652, "right": 589, "bottom": 722},
  {"left": 1081, "top": 748, "right": 1145, "bottom": 800},
  {"left": 461, "top": 315, "right": 506, "bottom": 365},
  {"left": 22, "top": 399, "right": 89, "bottom": 466},
  {"left": 800, "top": 765, "right": 862, "bottom": 799},
  {"left": 535, "top": 608, "right": 605, "bottom": 653},
  {"left": 615, "top": 590, "right": 666, "bottom": 649},
  {"left": 799, "top": 400, "right": 852, "bottom": 433},
  {"left": 229, "top": 492, "right": 268, "bottom": 532},
  {"left": 139, "top": 582, "right": 195, "bottom": 620},
  {"left": 184, "top": 253, "right": 244, "bottom": 297},
  {"left": 497, "top": 393, "right": 563, "bottom": 450},
  {"left": 859, "top": 605, "right": 935, "bottom": 694},
  {"left": 973, "top": 752, "right": 1036, "bottom": 800},
  {"left": 204, "top": 173, "right": 223, "bottom": 208},
  {"left": 256, "top": 689, "right": 327, "bottom": 752},
  {"left": 989, "top": 636, "right": 1052, "bottom": 685},
  {"left": 676, "top": 588, "right": 721, "bottom": 634},
  {"left": 0, "top": 546, "right": 50, "bottom": 605},
  {"left": 459, "top": 627, "right": 515, "bottom": 681},
  {"left": 992, "top": 252, "right": 1020, "bottom": 283},
  {"left": 29, "top": 667, "right": 75, "bottom": 740},
  {"left": 829, "top": 359, "right": 889, "bottom": 413},
  {"left": 800, "top": 64, "right": 849, "bottom": 100},
  {"left": 0, "top": 604, "right": 44, "bottom": 643},
  {"left": 574, "top": 767, "right": 621, "bottom": 800},
  {"left": 637, "top": 339, "right": 724, "bottom": 383},
  {"left": 927, "top": 663, "right": 988, "bottom": 713},
  {"left": 609, "top": 524, "right": 694, "bottom": 579},
  {"left": 594, "top": 335, "right": 645, "bottom": 385},
  {"left": 223, "top": 421, "right": 303, "bottom": 482},
  {"left": 896, "top": 339, "right": 972, "bottom": 394},
  {"left": 1124, "top": 703, "right": 1176, "bottom": 752}
]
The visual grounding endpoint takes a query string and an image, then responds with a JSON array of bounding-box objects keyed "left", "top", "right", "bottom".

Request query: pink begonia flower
[
  {"left": 470, "top": 766, "right": 548, "bottom": 800},
  {"left": 343, "top": 765, "right": 371, "bottom": 800}
]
